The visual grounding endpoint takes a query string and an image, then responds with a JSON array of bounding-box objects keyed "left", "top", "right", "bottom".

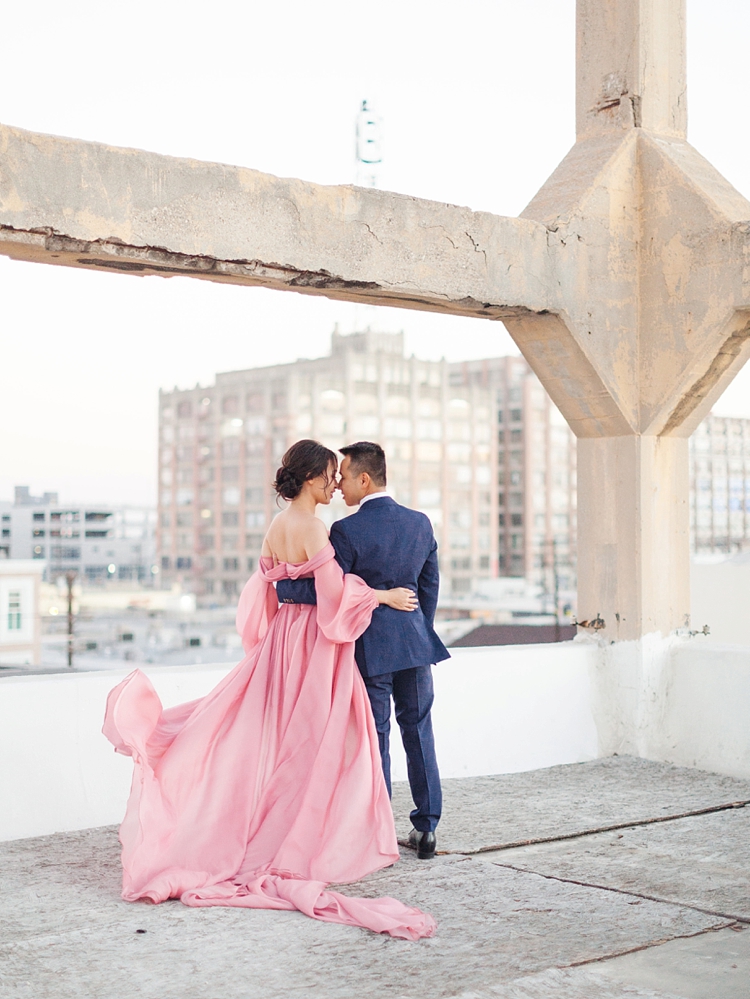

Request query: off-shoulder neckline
[{"left": 259, "top": 541, "right": 334, "bottom": 578}]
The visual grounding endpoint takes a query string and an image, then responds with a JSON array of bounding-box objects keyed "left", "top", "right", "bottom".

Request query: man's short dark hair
[{"left": 340, "top": 441, "right": 387, "bottom": 486}]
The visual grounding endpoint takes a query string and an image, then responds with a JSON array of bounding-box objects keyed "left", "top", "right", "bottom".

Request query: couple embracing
[{"left": 103, "top": 440, "right": 450, "bottom": 940}]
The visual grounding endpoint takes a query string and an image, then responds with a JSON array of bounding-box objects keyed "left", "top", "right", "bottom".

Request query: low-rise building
[
  {"left": 0, "top": 487, "right": 157, "bottom": 585},
  {"left": 0, "top": 560, "right": 42, "bottom": 666}
]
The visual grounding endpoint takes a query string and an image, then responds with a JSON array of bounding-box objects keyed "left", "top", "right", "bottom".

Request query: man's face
[{"left": 338, "top": 455, "right": 369, "bottom": 507}]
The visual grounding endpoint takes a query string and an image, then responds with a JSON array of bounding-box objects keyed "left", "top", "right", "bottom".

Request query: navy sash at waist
[{"left": 276, "top": 577, "right": 317, "bottom": 605}]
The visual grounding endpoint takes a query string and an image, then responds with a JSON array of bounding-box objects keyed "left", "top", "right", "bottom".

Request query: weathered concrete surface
[
  {"left": 0, "top": 122, "right": 552, "bottom": 321},
  {"left": 460, "top": 929, "right": 750, "bottom": 999},
  {"left": 392, "top": 756, "right": 750, "bottom": 852},
  {"left": 0, "top": 827, "right": 725, "bottom": 999},
  {"left": 576, "top": 0, "right": 687, "bottom": 139},
  {"left": 596, "top": 925, "right": 750, "bottom": 999},
  {"left": 487, "top": 807, "right": 750, "bottom": 921}
]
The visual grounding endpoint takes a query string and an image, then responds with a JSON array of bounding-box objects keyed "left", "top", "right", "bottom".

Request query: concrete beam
[{"left": 0, "top": 122, "right": 553, "bottom": 322}]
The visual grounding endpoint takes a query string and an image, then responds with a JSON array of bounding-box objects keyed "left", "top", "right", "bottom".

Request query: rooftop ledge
[{"left": 2, "top": 639, "right": 750, "bottom": 845}]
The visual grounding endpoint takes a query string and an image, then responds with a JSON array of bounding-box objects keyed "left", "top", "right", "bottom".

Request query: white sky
[{"left": 1, "top": 0, "right": 750, "bottom": 506}]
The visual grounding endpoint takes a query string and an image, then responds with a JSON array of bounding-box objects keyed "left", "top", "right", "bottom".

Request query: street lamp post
[{"left": 65, "top": 571, "right": 76, "bottom": 668}]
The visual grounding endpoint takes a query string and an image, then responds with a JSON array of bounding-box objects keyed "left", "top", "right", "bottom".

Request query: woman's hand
[{"left": 377, "top": 587, "right": 419, "bottom": 612}]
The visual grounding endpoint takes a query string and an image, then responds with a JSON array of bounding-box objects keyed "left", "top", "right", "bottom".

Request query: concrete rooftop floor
[{"left": 2, "top": 757, "right": 749, "bottom": 999}]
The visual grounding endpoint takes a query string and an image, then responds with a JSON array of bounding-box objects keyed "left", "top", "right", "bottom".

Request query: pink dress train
[{"left": 102, "top": 543, "right": 435, "bottom": 940}]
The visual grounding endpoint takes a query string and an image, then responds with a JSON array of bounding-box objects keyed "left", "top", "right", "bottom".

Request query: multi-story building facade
[
  {"left": 448, "top": 357, "right": 577, "bottom": 596},
  {"left": 0, "top": 487, "right": 156, "bottom": 584},
  {"left": 689, "top": 414, "right": 750, "bottom": 555},
  {"left": 157, "top": 330, "right": 577, "bottom": 603}
]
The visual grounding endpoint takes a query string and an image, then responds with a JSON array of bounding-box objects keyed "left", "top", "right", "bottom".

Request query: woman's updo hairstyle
[{"left": 273, "top": 439, "right": 338, "bottom": 501}]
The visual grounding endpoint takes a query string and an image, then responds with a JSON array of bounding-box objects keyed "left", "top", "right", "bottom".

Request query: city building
[
  {"left": 0, "top": 560, "right": 42, "bottom": 666},
  {"left": 0, "top": 487, "right": 157, "bottom": 585},
  {"left": 448, "top": 356, "right": 577, "bottom": 598},
  {"left": 157, "top": 330, "right": 576, "bottom": 604},
  {"left": 689, "top": 413, "right": 750, "bottom": 555}
]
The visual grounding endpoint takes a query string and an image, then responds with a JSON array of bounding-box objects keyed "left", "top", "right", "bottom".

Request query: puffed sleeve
[
  {"left": 235, "top": 570, "right": 279, "bottom": 653},
  {"left": 313, "top": 556, "right": 378, "bottom": 644}
]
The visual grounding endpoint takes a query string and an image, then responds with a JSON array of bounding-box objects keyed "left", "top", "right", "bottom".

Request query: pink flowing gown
[{"left": 102, "top": 543, "right": 436, "bottom": 940}]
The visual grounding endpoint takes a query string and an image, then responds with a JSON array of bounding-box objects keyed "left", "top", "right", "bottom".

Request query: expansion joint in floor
[
  {"left": 488, "top": 860, "right": 750, "bottom": 927},
  {"left": 439, "top": 798, "right": 750, "bottom": 856}
]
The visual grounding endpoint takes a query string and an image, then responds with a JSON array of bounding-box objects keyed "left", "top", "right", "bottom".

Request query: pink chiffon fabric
[{"left": 102, "top": 543, "right": 435, "bottom": 940}]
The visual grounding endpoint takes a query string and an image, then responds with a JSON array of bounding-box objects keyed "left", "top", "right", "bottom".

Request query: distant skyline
[{"left": 2, "top": 0, "right": 750, "bottom": 506}]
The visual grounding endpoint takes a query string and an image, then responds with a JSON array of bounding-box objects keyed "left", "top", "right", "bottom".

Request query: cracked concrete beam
[{"left": 0, "top": 122, "right": 554, "bottom": 321}]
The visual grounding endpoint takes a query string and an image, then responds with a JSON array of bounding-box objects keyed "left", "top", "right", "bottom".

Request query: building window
[
  {"left": 51, "top": 546, "right": 80, "bottom": 559},
  {"left": 510, "top": 409, "right": 522, "bottom": 422},
  {"left": 33, "top": 512, "right": 45, "bottom": 522},
  {"left": 247, "top": 556, "right": 255, "bottom": 572},
  {"left": 1, "top": 529, "right": 9, "bottom": 538},
  {"left": 511, "top": 514, "right": 523, "bottom": 527},
  {"left": 177, "top": 401, "right": 193, "bottom": 418},
  {"left": 85, "top": 530, "right": 108, "bottom": 538},
  {"left": 7, "top": 591, "right": 21, "bottom": 630},
  {"left": 161, "top": 556, "right": 171, "bottom": 570},
  {"left": 223, "top": 557, "right": 239, "bottom": 571},
  {"left": 223, "top": 488, "right": 240, "bottom": 506},
  {"left": 33, "top": 545, "right": 45, "bottom": 558},
  {"left": 222, "top": 512, "right": 239, "bottom": 527},
  {"left": 176, "top": 557, "right": 192, "bottom": 570},
  {"left": 222, "top": 580, "right": 239, "bottom": 597}
]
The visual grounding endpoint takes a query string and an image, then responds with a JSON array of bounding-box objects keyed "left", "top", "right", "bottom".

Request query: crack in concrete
[
  {"left": 465, "top": 230, "right": 488, "bottom": 266},
  {"left": 565, "top": 922, "right": 739, "bottom": 972},
  {"left": 489, "top": 860, "right": 748, "bottom": 927},
  {"left": 421, "top": 798, "right": 750, "bottom": 856}
]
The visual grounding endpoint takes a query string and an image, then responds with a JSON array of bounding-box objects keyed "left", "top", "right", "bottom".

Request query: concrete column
[
  {"left": 576, "top": 434, "right": 690, "bottom": 640},
  {"left": 577, "top": 0, "right": 686, "bottom": 138}
]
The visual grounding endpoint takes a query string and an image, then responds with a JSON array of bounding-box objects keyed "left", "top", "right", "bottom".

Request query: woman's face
[{"left": 307, "top": 460, "right": 338, "bottom": 505}]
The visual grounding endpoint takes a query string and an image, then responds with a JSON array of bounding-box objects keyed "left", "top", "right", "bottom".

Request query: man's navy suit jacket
[{"left": 276, "top": 497, "right": 450, "bottom": 678}]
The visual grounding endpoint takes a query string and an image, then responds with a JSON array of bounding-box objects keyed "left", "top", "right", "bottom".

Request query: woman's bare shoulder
[
  {"left": 261, "top": 511, "right": 287, "bottom": 556},
  {"left": 303, "top": 517, "right": 330, "bottom": 559}
]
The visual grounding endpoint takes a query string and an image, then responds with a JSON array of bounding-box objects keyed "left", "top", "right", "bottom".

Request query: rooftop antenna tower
[
  {"left": 352, "top": 100, "right": 384, "bottom": 333},
  {"left": 355, "top": 100, "right": 383, "bottom": 189}
]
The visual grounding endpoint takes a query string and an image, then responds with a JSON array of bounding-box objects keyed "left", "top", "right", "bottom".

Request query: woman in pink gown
[{"left": 103, "top": 440, "right": 436, "bottom": 940}]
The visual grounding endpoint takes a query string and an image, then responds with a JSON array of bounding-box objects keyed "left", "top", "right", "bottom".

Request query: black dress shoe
[{"left": 407, "top": 828, "right": 436, "bottom": 860}]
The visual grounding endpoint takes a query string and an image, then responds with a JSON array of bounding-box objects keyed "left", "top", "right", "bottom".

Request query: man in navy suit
[{"left": 331, "top": 441, "right": 450, "bottom": 859}]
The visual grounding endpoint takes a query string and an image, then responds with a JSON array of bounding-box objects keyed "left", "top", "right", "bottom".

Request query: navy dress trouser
[{"left": 363, "top": 665, "right": 442, "bottom": 834}]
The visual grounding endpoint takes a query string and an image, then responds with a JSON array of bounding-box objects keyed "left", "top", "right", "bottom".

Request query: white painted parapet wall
[{"left": 2, "top": 637, "right": 750, "bottom": 842}]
